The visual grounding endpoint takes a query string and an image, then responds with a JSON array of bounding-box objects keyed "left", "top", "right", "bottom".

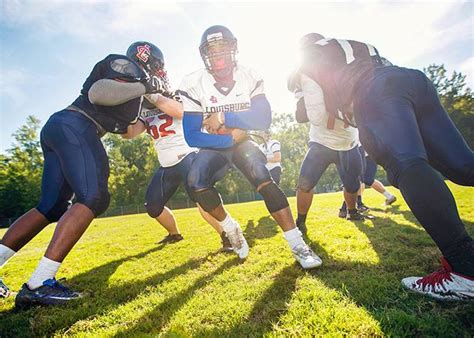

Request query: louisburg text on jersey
[{"left": 205, "top": 102, "right": 250, "bottom": 114}]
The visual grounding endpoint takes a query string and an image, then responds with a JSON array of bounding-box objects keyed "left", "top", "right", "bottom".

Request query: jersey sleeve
[{"left": 248, "top": 67, "right": 265, "bottom": 98}]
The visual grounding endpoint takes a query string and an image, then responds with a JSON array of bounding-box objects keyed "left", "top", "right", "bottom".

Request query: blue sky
[{"left": 1, "top": 0, "right": 473, "bottom": 153}]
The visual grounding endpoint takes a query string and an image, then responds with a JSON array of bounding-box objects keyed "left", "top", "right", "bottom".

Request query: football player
[
  {"left": 179, "top": 25, "right": 322, "bottom": 268},
  {"left": 298, "top": 33, "right": 474, "bottom": 300},
  {"left": 122, "top": 41, "right": 232, "bottom": 252},
  {"left": 339, "top": 146, "right": 397, "bottom": 217},
  {"left": 287, "top": 69, "right": 365, "bottom": 234},
  {"left": 0, "top": 42, "right": 177, "bottom": 306},
  {"left": 259, "top": 131, "right": 282, "bottom": 185}
]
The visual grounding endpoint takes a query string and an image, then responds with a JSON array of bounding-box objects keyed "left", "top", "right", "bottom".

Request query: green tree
[{"left": 0, "top": 116, "right": 43, "bottom": 219}]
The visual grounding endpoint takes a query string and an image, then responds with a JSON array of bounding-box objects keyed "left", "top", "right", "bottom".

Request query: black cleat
[
  {"left": 158, "top": 233, "right": 184, "bottom": 244},
  {"left": 347, "top": 209, "right": 365, "bottom": 221},
  {"left": 338, "top": 208, "right": 347, "bottom": 219},
  {"left": 220, "top": 231, "right": 234, "bottom": 253},
  {"left": 0, "top": 278, "right": 10, "bottom": 298},
  {"left": 15, "top": 278, "right": 81, "bottom": 308},
  {"left": 296, "top": 220, "right": 308, "bottom": 236},
  {"left": 357, "top": 203, "right": 370, "bottom": 213}
]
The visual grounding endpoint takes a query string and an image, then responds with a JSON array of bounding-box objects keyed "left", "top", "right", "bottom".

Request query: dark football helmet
[
  {"left": 126, "top": 41, "right": 169, "bottom": 90},
  {"left": 199, "top": 25, "right": 238, "bottom": 78},
  {"left": 299, "top": 33, "right": 325, "bottom": 50}
]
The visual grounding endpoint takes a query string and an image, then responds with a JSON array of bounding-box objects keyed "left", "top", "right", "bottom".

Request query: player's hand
[
  {"left": 204, "top": 112, "right": 223, "bottom": 133},
  {"left": 231, "top": 128, "right": 247, "bottom": 144},
  {"left": 142, "top": 75, "right": 168, "bottom": 94}
]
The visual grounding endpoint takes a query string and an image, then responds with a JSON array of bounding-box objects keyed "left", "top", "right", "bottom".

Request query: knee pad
[
  {"left": 259, "top": 182, "right": 289, "bottom": 213},
  {"left": 362, "top": 176, "right": 375, "bottom": 186},
  {"left": 79, "top": 190, "right": 110, "bottom": 217},
  {"left": 193, "top": 188, "right": 222, "bottom": 212},
  {"left": 387, "top": 157, "right": 426, "bottom": 188},
  {"left": 37, "top": 200, "right": 70, "bottom": 222},
  {"left": 297, "top": 175, "right": 315, "bottom": 193},
  {"left": 145, "top": 201, "right": 165, "bottom": 218},
  {"left": 343, "top": 176, "right": 360, "bottom": 194}
]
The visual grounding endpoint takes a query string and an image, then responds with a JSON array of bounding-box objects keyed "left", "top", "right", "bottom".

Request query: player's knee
[
  {"left": 388, "top": 158, "right": 427, "bottom": 188},
  {"left": 37, "top": 199, "right": 70, "bottom": 222},
  {"left": 251, "top": 163, "right": 272, "bottom": 187},
  {"left": 297, "top": 175, "right": 314, "bottom": 193},
  {"left": 79, "top": 190, "right": 110, "bottom": 217},
  {"left": 187, "top": 169, "right": 210, "bottom": 192},
  {"left": 259, "top": 182, "right": 289, "bottom": 213},
  {"left": 145, "top": 201, "right": 165, "bottom": 218},
  {"left": 193, "top": 188, "right": 222, "bottom": 212},
  {"left": 362, "top": 177, "right": 375, "bottom": 186}
]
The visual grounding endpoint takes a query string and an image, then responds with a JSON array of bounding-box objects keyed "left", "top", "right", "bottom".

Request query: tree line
[{"left": 1, "top": 64, "right": 473, "bottom": 224}]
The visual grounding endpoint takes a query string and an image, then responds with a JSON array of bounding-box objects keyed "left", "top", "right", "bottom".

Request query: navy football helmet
[
  {"left": 126, "top": 41, "right": 169, "bottom": 89},
  {"left": 199, "top": 25, "right": 238, "bottom": 78}
]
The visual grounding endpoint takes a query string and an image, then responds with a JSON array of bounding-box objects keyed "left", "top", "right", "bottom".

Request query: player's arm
[
  {"left": 145, "top": 92, "right": 183, "bottom": 119},
  {"left": 121, "top": 119, "right": 146, "bottom": 139},
  {"left": 88, "top": 55, "right": 161, "bottom": 106},
  {"left": 179, "top": 89, "right": 234, "bottom": 149},
  {"left": 222, "top": 94, "right": 271, "bottom": 130}
]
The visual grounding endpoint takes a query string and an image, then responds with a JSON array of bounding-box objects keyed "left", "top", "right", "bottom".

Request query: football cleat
[
  {"left": 338, "top": 208, "right": 347, "bottom": 219},
  {"left": 224, "top": 224, "right": 249, "bottom": 259},
  {"left": 0, "top": 278, "right": 10, "bottom": 298},
  {"left": 220, "top": 231, "right": 234, "bottom": 253},
  {"left": 158, "top": 233, "right": 184, "bottom": 244},
  {"left": 401, "top": 257, "right": 474, "bottom": 301},
  {"left": 384, "top": 195, "right": 397, "bottom": 206},
  {"left": 15, "top": 278, "right": 82, "bottom": 308},
  {"left": 347, "top": 209, "right": 365, "bottom": 221},
  {"left": 296, "top": 219, "right": 308, "bottom": 236},
  {"left": 292, "top": 244, "right": 322, "bottom": 269},
  {"left": 357, "top": 203, "right": 370, "bottom": 212}
]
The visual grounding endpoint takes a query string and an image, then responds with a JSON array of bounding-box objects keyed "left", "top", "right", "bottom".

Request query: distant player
[
  {"left": 0, "top": 42, "right": 176, "bottom": 306},
  {"left": 339, "top": 146, "right": 397, "bottom": 217},
  {"left": 122, "top": 42, "right": 232, "bottom": 252},
  {"left": 259, "top": 131, "right": 282, "bottom": 185},
  {"left": 179, "top": 25, "right": 322, "bottom": 268},
  {"left": 298, "top": 33, "right": 474, "bottom": 300},
  {"left": 288, "top": 69, "right": 365, "bottom": 234}
]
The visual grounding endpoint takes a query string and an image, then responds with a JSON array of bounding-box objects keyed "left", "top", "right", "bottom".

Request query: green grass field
[{"left": 1, "top": 183, "right": 473, "bottom": 336}]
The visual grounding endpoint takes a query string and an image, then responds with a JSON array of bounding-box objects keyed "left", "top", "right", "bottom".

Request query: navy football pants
[
  {"left": 37, "top": 110, "right": 110, "bottom": 221},
  {"left": 354, "top": 66, "right": 474, "bottom": 272},
  {"left": 145, "top": 152, "right": 197, "bottom": 218}
]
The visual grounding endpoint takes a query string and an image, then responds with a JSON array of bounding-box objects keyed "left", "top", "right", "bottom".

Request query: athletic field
[{"left": 1, "top": 183, "right": 473, "bottom": 336}]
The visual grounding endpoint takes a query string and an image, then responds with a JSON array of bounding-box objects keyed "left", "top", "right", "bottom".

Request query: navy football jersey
[
  {"left": 300, "top": 38, "right": 384, "bottom": 123},
  {"left": 72, "top": 54, "right": 147, "bottom": 134}
]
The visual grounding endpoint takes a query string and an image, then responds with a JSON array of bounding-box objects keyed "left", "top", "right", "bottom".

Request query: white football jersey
[
  {"left": 178, "top": 65, "right": 264, "bottom": 122},
  {"left": 140, "top": 101, "right": 197, "bottom": 167},
  {"left": 299, "top": 74, "right": 358, "bottom": 151},
  {"left": 259, "top": 139, "right": 281, "bottom": 170}
]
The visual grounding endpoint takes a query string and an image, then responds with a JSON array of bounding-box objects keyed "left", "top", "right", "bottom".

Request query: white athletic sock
[
  {"left": 284, "top": 227, "right": 305, "bottom": 250},
  {"left": 27, "top": 256, "right": 61, "bottom": 290},
  {"left": 0, "top": 244, "right": 16, "bottom": 268},
  {"left": 383, "top": 191, "right": 394, "bottom": 199},
  {"left": 220, "top": 215, "right": 237, "bottom": 233}
]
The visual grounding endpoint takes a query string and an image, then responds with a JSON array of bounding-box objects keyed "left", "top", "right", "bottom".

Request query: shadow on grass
[
  {"left": 305, "top": 211, "right": 474, "bottom": 336},
  {"left": 244, "top": 215, "right": 279, "bottom": 248},
  {"left": 0, "top": 247, "right": 229, "bottom": 336}
]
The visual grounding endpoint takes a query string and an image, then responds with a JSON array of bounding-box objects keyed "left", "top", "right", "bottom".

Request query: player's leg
[
  {"left": 232, "top": 140, "right": 322, "bottom": 269},
  {"left": 269, "top": 167, "right": 282, "bottom": 186},
  {"left": 15, "top": 111, "right": 110, "bottom": 307},
  {"left": 355, "top": 67, "right": 473, "bottom": 300},
  {"left": 364, "top": 156, "right": 396, "bottom": 205},
  {"left": 145, "top": 166, "right": 183, "bottom": 244},
  {"left": 336, "top": 146, "right": 364, "bottom": 220},
  {"left": 296, "top": 142, "right": 332, "bottom": 232},
  {"left": 413, "top": 71, "right": 474, "bottom": 185},
  {"left": 0, "top": 136, "right": 71, "bottom": 298},
  {"left": 196, "top": 203, "right": 232, "bottom": 252},
  {"left": 187, "top": 149, "right": 248, "bottom": 258}
]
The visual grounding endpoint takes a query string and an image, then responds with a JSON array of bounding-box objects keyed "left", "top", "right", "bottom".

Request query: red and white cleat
[{"left": 402, "top": 257, "right": 474, "bottom": 301}]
